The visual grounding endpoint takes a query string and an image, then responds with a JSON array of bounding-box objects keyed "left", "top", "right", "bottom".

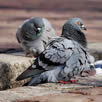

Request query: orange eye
[{"left": 77, "top": 22, "right": 80, "bottom": 25}]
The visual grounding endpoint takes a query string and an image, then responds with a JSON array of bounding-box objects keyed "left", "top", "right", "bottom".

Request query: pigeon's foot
[
  {"left": 59, "top": 80, "right": 77, "bottom": 84},
  {"left": 25, "top": 51, "right": 34, "bottom": 57}
]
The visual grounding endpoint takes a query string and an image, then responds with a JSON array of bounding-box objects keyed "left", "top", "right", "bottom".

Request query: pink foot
[
  {"left": 59, "top": 80, "right": 77, "bottom": 84},
  {"left": 25, "top": 51, "right": 30, "bottom": 56},
  {"left": 25, "top": 51, "right": 35, "bottom": 57}
]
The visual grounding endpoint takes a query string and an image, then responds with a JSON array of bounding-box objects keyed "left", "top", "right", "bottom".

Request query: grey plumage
[
  {"left": 61, "top": 18, "right": 87, "bottom": 48},
  {"left": 16, "top": 17, "right": 57, "bottom": 57},
  {"left": 16, "top": 18, "right": 95, "bottom": 86}
]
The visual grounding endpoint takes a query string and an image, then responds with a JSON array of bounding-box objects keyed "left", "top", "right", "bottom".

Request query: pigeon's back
[{"left": 41, "top": 18, "right": 58, "bottom": 45}]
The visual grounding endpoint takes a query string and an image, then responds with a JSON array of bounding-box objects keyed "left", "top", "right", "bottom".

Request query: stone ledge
[
  {"left": 0, "top": 54, "right": 34, "bottom": 90},
  {"left": 0, "top": 82, "right": 102, "bottom": 102}
]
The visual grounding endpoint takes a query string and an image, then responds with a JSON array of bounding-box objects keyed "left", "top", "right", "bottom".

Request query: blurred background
[{"left": 0, "top": 0, "right": 102, "bottom": 48}]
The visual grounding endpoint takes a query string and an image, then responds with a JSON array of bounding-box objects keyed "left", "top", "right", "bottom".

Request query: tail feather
[
  {"left": 24, "top": 74, "right": 48, "bottom": 86},
  {"left": 16, "top": 65, "right": 44, "bottom": 81}
]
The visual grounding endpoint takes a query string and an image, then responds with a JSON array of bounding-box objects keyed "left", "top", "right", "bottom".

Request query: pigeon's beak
[{"left": 81, "top": 25, "right": 87, "bottom": 31}]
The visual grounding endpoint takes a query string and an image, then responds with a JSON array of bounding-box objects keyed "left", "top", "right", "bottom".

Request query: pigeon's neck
[{"left": 61, "top": 25, "right": 87, "bottom": 48}]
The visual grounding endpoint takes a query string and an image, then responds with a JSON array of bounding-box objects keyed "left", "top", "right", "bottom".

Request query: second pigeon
[{"left": 16, "top": 17, "right": 57, "bottom": 57}]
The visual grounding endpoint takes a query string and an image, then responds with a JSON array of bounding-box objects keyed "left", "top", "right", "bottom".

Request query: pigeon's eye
[
  {"left": 77, "top": 22, "right": 80, "bottom": 25},
  {"left": 36, "top": 28, "right": 41, "bottom": 33},
  {"left": 77, "top": 22, "right": 84, "bottom": 28},
  {"left": 37, "top": 28, "right": 41, "bottom": 31}
]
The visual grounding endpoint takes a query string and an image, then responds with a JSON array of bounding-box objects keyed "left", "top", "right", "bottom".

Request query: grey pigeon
[
  {"left": 16, "top": 17, "right": 57, "bottom": 57},
  {"left": 16, "top": 18, "right": 95, "bottom": 86}
]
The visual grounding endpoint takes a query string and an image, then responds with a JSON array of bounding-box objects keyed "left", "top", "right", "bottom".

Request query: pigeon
[
  {"left": 16, "top": 18, "right": 95, "bottom": 86},
  {"left": 16, "top": 17, "right": 57, "bottom": 57}
]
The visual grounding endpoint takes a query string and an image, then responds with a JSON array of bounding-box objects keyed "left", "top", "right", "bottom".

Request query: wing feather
[{"left": 38, "top": 38, "right": 74, "bottom": 69}]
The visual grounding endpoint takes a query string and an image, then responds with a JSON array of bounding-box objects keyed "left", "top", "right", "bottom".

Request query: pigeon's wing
[
  {"left": 16, "top": 37, "right": 75, "bottom": 81},
  {"left": 16, "top": 64, "right": 45, "bottom": 81},
  {"left": 58, "top": 43, "right": 95, "bottom": 81},
  {"left": 38, "top": 38, "right": 74, "bottom": 69}
]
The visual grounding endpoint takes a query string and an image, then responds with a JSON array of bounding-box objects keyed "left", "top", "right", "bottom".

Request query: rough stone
[{"left": 0, "top": 54, "right": 34, "bottom": 90}]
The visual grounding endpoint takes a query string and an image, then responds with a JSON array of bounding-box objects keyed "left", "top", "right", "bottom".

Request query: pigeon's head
[
  {"left": 62, "top": 18, "right": 87, "bottom": 48},
  {"left": 67, "top": 18, "right": 87, "bottom": 31},
  {"left": 21, "top": 17, "right": 45, "bottom": 41}
]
